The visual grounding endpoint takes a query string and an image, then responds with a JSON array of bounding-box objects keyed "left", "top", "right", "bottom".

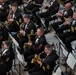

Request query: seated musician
[
  {"left": 59, "top": 12, "right": 76, "bottom": 52},
  {"left": 3, "top": 3, "right": 23, "bottom": 40},
  {"left": 0, "top": 0, "right": 9, "bottom": 22},
  {"left": 28, "top": 44, "right": 59, "bottom": 75},
  {"left": 24, "top": 0, "right": 44, "bottom": 14},
  {"left": 37, "top": 0, "right": 60, "bottom": 30},
  {"left": 18, "top": 15, "right": 36, "bottom": 54},
  {"left": 0, "top": 40, "right": 15, "bottom": 75},
  {"left": 52, "top": 2, "right": 73, "bottom": 34},
  {"left": 23, "top": 27, "right": 47, "bottom": 70}
]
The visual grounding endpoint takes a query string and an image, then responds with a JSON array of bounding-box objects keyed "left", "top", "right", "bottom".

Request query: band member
[
  {"left": 0, "top": 40, "right": 15, "bottom": 75},
  {"left": 28, "top": 44, "right": 59, "bottom": 75},
  {"left": 24, "top": 0, "right": 44, "bottom": 14},
  {"left": 7, "top": 3, "right": 23, "bottom": 32},
  {"left": 23, "top": 27, "right": 47, "bottom": 70},
  {"left": 18, "top": 15, "right": 36, "bottom": 53},
  {"left": 0, "top": 0, "right": 9, "bottom": 22},
  {"left": 3, "top": 3, "right": 23, "bottom": 40},
  {"left": 37, "top": 0, "right": 60, "bottom": 29},
  {"left": 52, "top": 3, "right": 73, "bottom": 33},
  {"left": 59, "top": 12, "right": 76, "bottom": 52}
]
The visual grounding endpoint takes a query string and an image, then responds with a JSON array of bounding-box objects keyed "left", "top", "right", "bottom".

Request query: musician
[
  {"left": 3, "top": 3, "right": 23, "bottom": 40},
  {"left": 28, "top": 44, "right": 59, "bottom": 75},
  {"left": 8, "top": 3, "right": 23, "bottom": 32},
  {"left": 23, "top": 27, "right": 47, "bottom": 70},
  {"left": 37, "top": 0, "right": 60, "bottom": 29},
  {"left": 24, "top": 0, "right": 44, "bottom": 14},
  {"left": 0, "top": 0, "right": 9, "bottom": 22},
  {"left": 18, "top": 15, "right": 36, "bottom": 53},
  {"left": 52, "top": 3, "right": 73, "bottom": 33},
  {"left": 0, "top": 40, "right": 15, "bottom": 75},
  {"left": 59, "top": 12, "right": 76, "bottom": 52}
]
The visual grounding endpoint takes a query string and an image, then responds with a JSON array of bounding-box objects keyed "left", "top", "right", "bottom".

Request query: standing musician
[
  {"left": 3, "top": 3, "right": 23, "bottom": 40},
  {"left": 59, "top": 12, "right": 76, "bottom": 52},
  {"left": 0, "top": 0, "right": 9, "bottom": 22},
  {"left": 37, "top": 0, "right": 60, "bottom": 29},
  {"left": 28, "top": 44, "right": 59, "bottom": 75},
  {"left": 0, "top": 40, "right": 15, "bottom": 75},
  {"left": 24, "top": 0, "right": 44, "bottom": 14},
  {"left": 23, "top": 27, "right": 47, "bottom": 71},
  {"left": 52, "top": 2, "right": 73, "bottom": 33},
  {"left": 18, "top": 15, "right": 36, "bottom": 54}
]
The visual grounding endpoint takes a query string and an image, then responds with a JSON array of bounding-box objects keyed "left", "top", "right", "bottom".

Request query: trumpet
[
  {"left": 31, "top": 51, "right": 44, "bottom": 63},
  {"left": 39, "top": 0, "right": 52, "bottom": 10},
  {"left": 59, "top": 17, "right": 72, "bottom": 28}
]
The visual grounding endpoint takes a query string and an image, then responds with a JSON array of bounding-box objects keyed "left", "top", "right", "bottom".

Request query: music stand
[{"left": 9, "top": 33, "right": 24, "bottom": 75}]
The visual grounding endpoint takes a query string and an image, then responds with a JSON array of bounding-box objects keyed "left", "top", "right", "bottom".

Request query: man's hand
[
  {"left": 8, "top": 19, "right": 14, "bottom": 22},
  {"left": 65, "top": 20, "right": 70, "bottom": 25},
  {"left": 57, "top": 10, "right": 63, "bottom": 17},
  {"left": 28, "top": 41, "right": 32, "bottom": 46},
  {"left": 45, "top": 2, "right": 50, "bottom": 7},
  {"left": 37, "top": 60, "right": 42, "bottom": 66},
  {"left": 19, "top": 30, "right": 25, "bottom": 36}
]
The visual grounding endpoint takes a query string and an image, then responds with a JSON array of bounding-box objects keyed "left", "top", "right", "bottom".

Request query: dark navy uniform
[
  {"left": 59, "top": 19, "right": 76, "bottom": 52},
  {"left": 19, "top": 21, "right": 36, "bottom": 53},
  {"left": 0, "top": 47, "right": 15, "bottom": 75},
  {"left": 28, "top": 50, "right": 58, "bottom": 75}
]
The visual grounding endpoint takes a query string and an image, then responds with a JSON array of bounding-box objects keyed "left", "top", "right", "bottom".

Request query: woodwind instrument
[
  {"left": 17, "top": 23, "right": 24, "bottom": 39},
  {"left": 31, "top": 51, "right": 44, "bottom": 63},
  {"left": 5, "top": 11, "right": 13, "bottom": 26},
  {"left": 23, "top": 29, "right": 35, "bottom": 50}
]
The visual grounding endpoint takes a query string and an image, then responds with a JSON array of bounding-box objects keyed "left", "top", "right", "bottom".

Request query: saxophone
[
  {"left": 31, "top": 51, "right": 44, "bottom": 63},
  {"left": 23, "top": 29, "right": 35, "bottom": 50}
]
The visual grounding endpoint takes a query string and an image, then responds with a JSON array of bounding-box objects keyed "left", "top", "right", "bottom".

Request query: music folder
[{"left": 66, "top": 53, "right": 76, "bottom": 69}]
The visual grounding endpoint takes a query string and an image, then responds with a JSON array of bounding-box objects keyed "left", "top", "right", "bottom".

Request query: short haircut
[
  {"left": 38, "top": 27, "right": 44, "bottom": 33},
  {"left": 24, "top": 14, "right": 30, "bottom": 19},
  {"left": 45, "top": 44, "right": 53, "bottom": 51},
  {"left": 2, "top": 40, "right": 12, "bottom": 48},
  {"left": 12, "top": 3, "right": 18, "bottom": 7}
]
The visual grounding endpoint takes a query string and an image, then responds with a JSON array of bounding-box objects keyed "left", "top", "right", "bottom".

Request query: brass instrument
[
  {"left": 17, "top": 23, "right": 24, "bottom": 39},
  {"left": 31, "top": 54, "right": 41, "bottom": 63},
  {"left": 31, "top": 51, "right": 44, "bottom": 63},
  {"left": 71, "top": 20, "right": 76, "bottom": 32},
  {"left": 23, "top": 30, "right": 35, "bottom": 49},
  {"left": 39, "top": 0, "right": 52, "bottom": 10},
  {"left": 59, "top": 17, "right": 72, "bottom": 28},
  {"left": 5, "top": 12, "right": 13, "bottom": 26}
]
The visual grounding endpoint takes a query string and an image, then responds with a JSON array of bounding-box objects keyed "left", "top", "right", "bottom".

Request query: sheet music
[
  {"left": 66, "top": 53, "right": 76, "bottom": 69},
  {"left": 61, "top": 44, "right": 68, "bottom": 57},
  {"left": 9, "top": 33, "right": 20, "bottom": 49},
  {"left": 16, "top": 48, "right": 24, "bottom": 64}
]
